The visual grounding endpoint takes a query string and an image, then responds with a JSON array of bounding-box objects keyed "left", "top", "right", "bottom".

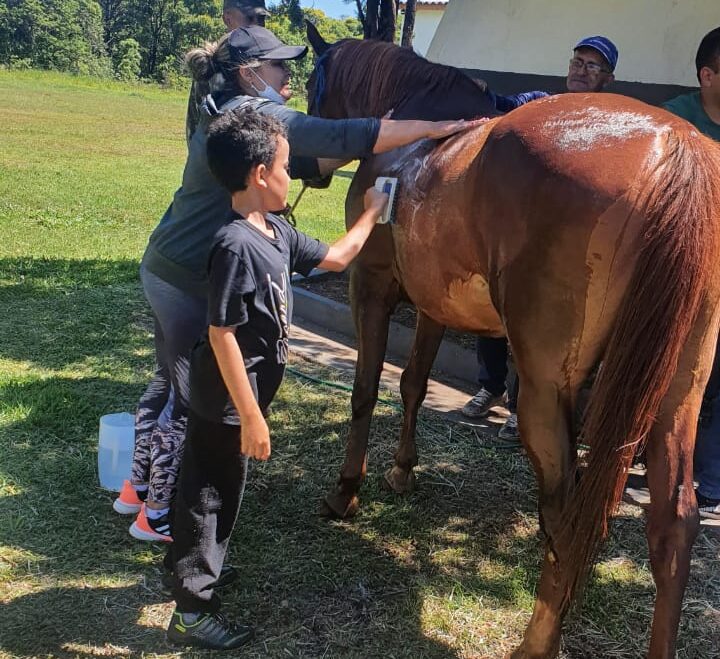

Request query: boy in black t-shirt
[{"left": 166, "top": 108, "right": 388, "bottom": 650}]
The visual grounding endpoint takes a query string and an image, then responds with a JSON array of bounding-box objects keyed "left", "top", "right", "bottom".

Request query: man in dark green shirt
[
  {"left": 662, "top": 26, "right": 720, "bottom": 520},
  {"left": 663, "top": 27, "right": 720, "bottom": 141}
]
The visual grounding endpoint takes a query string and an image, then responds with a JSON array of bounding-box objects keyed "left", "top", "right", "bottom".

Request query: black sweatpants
[{"left": 171, "top": 413, "right": 248, "bottom": 613}]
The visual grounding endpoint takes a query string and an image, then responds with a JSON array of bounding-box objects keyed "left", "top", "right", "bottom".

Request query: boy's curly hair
[{"left": 206, "top": 108, "right": 288, "bottom": 193}]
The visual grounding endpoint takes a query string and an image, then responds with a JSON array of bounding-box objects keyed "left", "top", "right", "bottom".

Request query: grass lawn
[{"left": 0, "top": 69, "right": 718, "bottom": 658}]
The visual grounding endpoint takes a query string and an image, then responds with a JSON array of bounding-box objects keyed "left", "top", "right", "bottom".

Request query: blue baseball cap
[{"left": 574, "top": 36, "right": 619, "bottom": 72}]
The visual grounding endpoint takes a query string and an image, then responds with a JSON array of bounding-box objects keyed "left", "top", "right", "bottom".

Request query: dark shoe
[
  {"left": 497, "top": 413, "right": 520, "bottom": 441},
  {"left": 161, "top": 565, "right": 238, "bottom": 596},
  {"left": 697, "top": 493, "right": 720, "bottom": 520},
  {"left": 461, "top": 388, "right": 504, "bottom": 419},
  {"left": 167, "top": 610, "right": 254, "bottom": 650}
]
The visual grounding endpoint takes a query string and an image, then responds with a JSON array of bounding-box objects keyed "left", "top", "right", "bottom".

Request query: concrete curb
[{"left": 291, "top": 278, "right": 479, "bottom": 387}]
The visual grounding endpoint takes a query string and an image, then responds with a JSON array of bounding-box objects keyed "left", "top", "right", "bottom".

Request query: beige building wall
[
  {"left": 427, "top": 0, "right": 719, "bottom": 86},
  {"left": 403, "top": 8, "right": 446, "bottom": 57}
]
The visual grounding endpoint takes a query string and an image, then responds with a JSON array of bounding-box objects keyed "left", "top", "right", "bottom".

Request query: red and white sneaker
[
  {"left": 129, "top": 504, "right": 173, "bottom": 543},
  {"left": 112, "top": 480, "right": 145, "bottom": 514}
]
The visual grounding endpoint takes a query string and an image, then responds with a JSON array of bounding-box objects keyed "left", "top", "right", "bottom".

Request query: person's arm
[
  {"left": 318, "top": 187, "right": 388, "bottom": 271},
  {"left": 263, "top": 103, "right": 480, "bottom": 161},
  {"left": 492, "top": 90, "right": 549, "bottom": 113},
  {"left": 371, "top": 118, "right": 477, "bottom": 154},
  {"left": 209, "top": 325, "right": 271, "bottom": 461}
]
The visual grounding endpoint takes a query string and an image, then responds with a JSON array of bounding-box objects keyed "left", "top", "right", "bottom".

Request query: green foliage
[
  {"left": 267, "top": 4, "right": 361, "bottom": 100},
  {"left": 0, "top": 0, "right": 360, "bottom": 87},
  {"left": 114, "top": 37, "right": 140, "bottom": 81},
  {"left": 0, "top": 0, "right": 112, "bottom": 76}
]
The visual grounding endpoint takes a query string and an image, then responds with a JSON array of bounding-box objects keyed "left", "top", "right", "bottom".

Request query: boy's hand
[
  {"left": 241, "top": 415, "right": 271, "bottom": 460},
  {"left": 363, "top": 187, "right": 389, "bottom": 217}
]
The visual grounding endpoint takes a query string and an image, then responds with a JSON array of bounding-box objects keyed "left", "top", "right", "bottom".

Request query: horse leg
[
  {"left": 509, "top": 375, "right": 578, "bottom": 659},
  {"left": 643, "top": 313, "right": 717, "bottom": 658},
  {"left": 383, "top": 311, "right": 446, "bottom": 494},
  {"left": 644, "top": 410, "right": 699, "bottom": 658},
  {"left": 322, "top": 264, "right": 400, "bottom": 519}
]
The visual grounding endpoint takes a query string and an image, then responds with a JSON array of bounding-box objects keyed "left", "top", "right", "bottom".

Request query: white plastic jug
[{"left": 98, "top": 412, "right": 135, "bottom": 492}]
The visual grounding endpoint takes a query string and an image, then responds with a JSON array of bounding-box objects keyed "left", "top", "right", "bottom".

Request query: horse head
[
  {"left": 304, "top": 22, "right": 499, "bottom": 122},
  {"left": 304, "top": 22, "right": 355, "bottom": 120}
]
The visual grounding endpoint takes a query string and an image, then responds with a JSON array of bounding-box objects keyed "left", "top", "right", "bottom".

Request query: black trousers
[
  {"left": 170, "top": 413, "right": 248, "bottom": 613},
  {"left": 476, "top": 336, "right": 519, "bottom": 412}
]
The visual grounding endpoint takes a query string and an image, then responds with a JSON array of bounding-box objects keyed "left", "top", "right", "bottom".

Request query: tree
[
  {"left": 114, "top": 36, "right": 140, "bottom": 79},
  {"left": 400, "top": 0, "right": 416, "bottom": 48},
  {"left": 344, "top": 0, "right": 398, "bottom": 41},
  {"left": 277, "top": 0, "right": 303, "bottom": 30},
  {"left": 0, "top": 0, "right": 112, "bottom": 76}
]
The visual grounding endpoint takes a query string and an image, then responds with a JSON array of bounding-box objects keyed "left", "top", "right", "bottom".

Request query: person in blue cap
[
  {"left": 464, "top": 36, "right": 619, "bottom": 440},
  {"left": 490, "top": 35, "right": 618, "bottom": 111},
  {"left": 566, "top": 35, "right": 618, "bottom": 93}
]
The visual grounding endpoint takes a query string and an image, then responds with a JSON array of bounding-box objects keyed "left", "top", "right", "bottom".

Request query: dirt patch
[{"left": 293, "top": 271, "right": 479, "bottom": 352}]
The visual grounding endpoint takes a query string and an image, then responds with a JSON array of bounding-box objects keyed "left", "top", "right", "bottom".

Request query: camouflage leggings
[
  {"left": 131, "top": 367, "right": 187, "bottom": 505},
  {"left": 131, "top": 267, "right": 207, "bottom": 506}
]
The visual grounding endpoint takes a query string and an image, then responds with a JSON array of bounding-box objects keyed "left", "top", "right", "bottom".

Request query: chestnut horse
[{"left": 304, "top": 26, "right": 720, "bottom": 659}]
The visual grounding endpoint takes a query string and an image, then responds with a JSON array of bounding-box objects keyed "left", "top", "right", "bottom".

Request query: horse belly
[{"left": 397, "top": 245, "right": 504, "bottom": 335}]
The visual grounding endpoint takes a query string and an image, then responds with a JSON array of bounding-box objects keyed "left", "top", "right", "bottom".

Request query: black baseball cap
[
  {"left": 223, "top": 0, "right": 270, "bottom": 16},
  {"left": 228, "top": 26, "right": 307, "bottom": 61}
]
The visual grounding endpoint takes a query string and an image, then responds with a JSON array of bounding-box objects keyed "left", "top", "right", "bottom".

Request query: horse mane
[{"left": 323, "top": 38, "right": 486, "bottom": 117}]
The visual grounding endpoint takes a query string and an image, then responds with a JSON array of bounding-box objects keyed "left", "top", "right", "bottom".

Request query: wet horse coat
[{"left": 305, "top": 29, "right": 720, "bottom": 659}]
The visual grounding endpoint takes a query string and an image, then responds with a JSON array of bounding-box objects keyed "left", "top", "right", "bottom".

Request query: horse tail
[{"left": 558, "top": 126, "right": 720, "bottom": 602}]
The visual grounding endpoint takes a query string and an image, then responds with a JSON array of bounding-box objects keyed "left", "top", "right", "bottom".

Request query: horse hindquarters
[{"left": 519, "top": 128, "right": 720, "bottom": 658}]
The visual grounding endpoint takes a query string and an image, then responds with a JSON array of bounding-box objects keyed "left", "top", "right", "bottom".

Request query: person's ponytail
[{"left": 185, "top": 41, "right": 219, "bottom": 82}]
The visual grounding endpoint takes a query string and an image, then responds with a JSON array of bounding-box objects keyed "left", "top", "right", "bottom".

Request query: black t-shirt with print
[{"left": 189, "top": 212, "right": 329, "bottom": 425}]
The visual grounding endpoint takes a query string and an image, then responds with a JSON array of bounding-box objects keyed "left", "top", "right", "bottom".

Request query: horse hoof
[
  {"left": 319, "top": 492, "right": 360, "bottom": 519},
  {"left": 507, "top": 641, "right": 560, "bottom": 659},
  {"left": 382, "top": 466, "right": 416, "bottom": 494}
]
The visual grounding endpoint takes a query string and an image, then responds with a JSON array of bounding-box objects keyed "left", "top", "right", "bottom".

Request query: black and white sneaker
[
  {"left": 697, "top": 493, "right": 720, "bottom": 520},
  {"left": 167, "top": 610, "right": 254, "bottom": 650},
  {"left": 129, "top": 504, "right": 172, "bottom": 543}
]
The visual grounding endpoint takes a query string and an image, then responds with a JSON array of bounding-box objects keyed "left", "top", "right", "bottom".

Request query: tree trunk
[
  {"left": 400, "top": 0, "right": 416, "bottom": 48},
  {"left": 360, "top": 0, "right": 397, "bottom": 42}
]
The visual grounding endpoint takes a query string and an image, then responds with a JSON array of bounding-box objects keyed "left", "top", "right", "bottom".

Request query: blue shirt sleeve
[{"left": 493, "top": 90, "right": 549, "bottom": 113}]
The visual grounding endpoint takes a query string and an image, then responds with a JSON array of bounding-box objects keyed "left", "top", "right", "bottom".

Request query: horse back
[{"left": 386, "top": 93, "right": 720, "bottom": 335}]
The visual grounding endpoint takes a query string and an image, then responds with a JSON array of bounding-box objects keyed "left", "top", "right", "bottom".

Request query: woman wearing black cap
[
  {"left": 186, "top": 1, "right": 270, "bottom": 145},
  {"left": 116, "top": 26, "right": 474, "bottom": 552}
]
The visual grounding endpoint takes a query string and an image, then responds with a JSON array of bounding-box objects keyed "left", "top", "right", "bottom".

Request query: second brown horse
[{"left": 306, "top": 27, "right": 720, "bottom": 659}]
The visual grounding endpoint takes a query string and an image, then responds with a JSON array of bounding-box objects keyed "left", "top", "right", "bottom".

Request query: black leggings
[{"left": 170, "top": 414, "right": 248, "bottom": 613}]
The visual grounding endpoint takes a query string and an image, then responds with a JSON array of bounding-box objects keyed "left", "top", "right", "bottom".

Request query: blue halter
[{"left": 312, "top": 50, "right": 330, "bottom": 113}]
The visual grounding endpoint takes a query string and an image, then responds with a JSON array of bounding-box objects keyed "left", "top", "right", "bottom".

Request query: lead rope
[{"left": 284, "top": 183, "right": 309, "bottom": 227}]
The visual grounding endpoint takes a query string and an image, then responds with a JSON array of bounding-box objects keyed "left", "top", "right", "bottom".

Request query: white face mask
[{"left": 249, "top": 68, "right": 287, "bottom": 105}]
